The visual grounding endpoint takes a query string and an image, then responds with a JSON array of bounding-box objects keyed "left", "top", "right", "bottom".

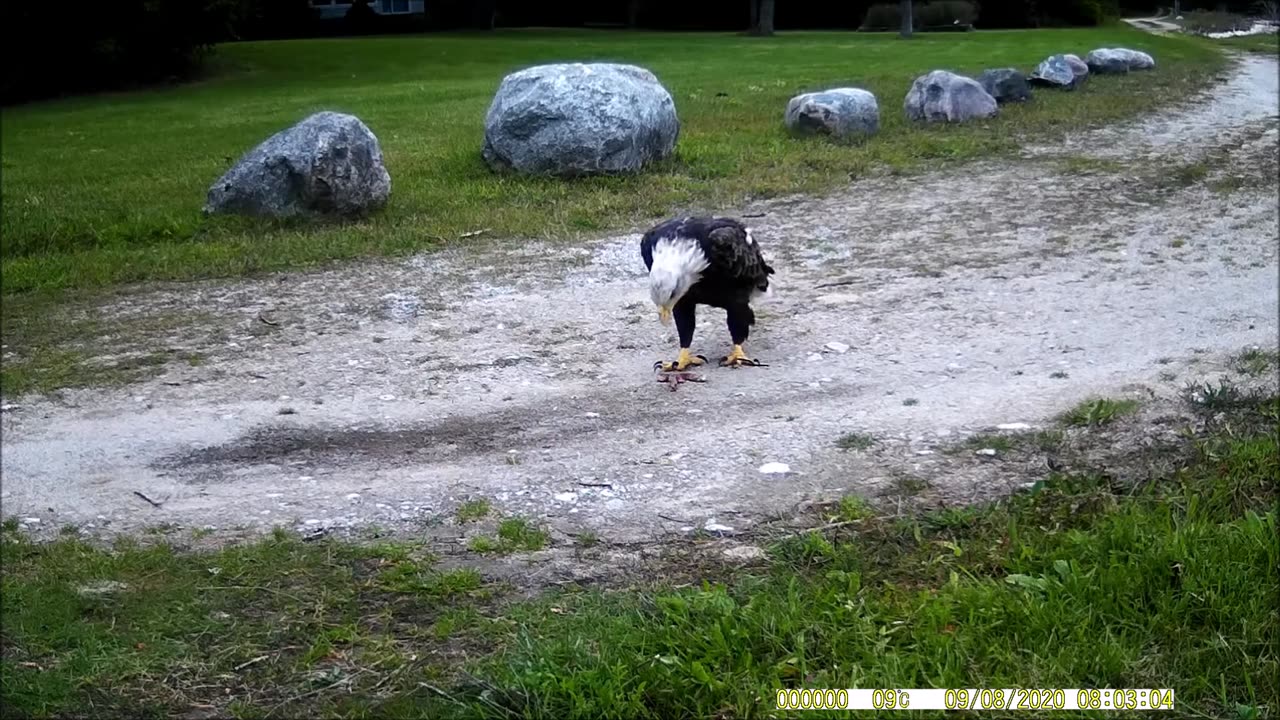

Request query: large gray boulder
[
  {"left": 1086, "top": 49, "right": 1131, "bottom": 74},
  {"left": 482, "top": 62, "right": 679, "bottom": 177},
  {"left": 1029, "top": 55, "right": 1079, "bottom": 89},
  {"left": 784, "top": 88, "right": 880, "bottom": 141},
  {"left": 205, "top": 112, "right": 391, "bottom": 219},
  {"left": 977, "top": 68, "right": 1032, "bottom": 104},
  {"left": 1063, "top": 54, "right": 1091, "bottom": 84},
  {"left": 904, "top": 70, "right": 998, "bottom": 123},
  {"left": 1086, "top": 48, "right": 1156, "bottom": 74}
]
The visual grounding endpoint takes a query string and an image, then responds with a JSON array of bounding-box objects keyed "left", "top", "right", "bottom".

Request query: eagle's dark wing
[{"left": 700, "top": 218, "right": 774, "bottom": 291}]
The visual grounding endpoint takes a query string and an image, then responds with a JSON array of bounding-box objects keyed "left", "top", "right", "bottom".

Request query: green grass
[
  {"left": 948, "top": 432, "right": 1018, "bottom": 455},
  {"left": 837, "top": 495, "right": 876, "bottom": 522},
  {"left": 0, "top": 290, "right": 214, "bottom": 396},
  {"left": 834, "top": 432, "right": 876, "bottom": 451},
  {"left": 455, "top": 499, "right": 492, "bottom": 523},
  {"left": 3, "top": 389, "right": 1276, "bottom": 718},
  {"left": 468, "top": 516, "right": 550, "bottom": 555},
  {"left": 0, "top": 27, "right": 1224, "bottom": 295},
  {"left": 1061, "top": 397, "right": 1140, "bottom": 427},
  {"left": 1215, "top": 33, "right": 1280, "bottom": 54},
  {"left": 1235, "top": 347, "right": 1280, "bottom": 377}
]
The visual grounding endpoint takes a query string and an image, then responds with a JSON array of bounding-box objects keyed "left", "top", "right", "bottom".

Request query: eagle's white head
[{"left": 649, "top": 237, "right": 709, "bottom": 325}]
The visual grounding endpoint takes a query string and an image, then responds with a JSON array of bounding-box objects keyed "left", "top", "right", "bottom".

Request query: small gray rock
[
  {"left": 482, "top": 63, "right": 679, "bottom": 177},
  {"left": 380, "top": 292, "right": 421, "bottom": 322},
  {"left": 77, "top": 580, "right": 130, "bottom": 597},
  {"left": 205, "top": 111, "right": 391, "bottom": 220},
  {"left": 976, "top": 68, "right": 1032, "bottom": 104},
  {"left": 904, "top": 70, "right": 998, "bottom": 123},
  {"left": 722, "top": 545, "right": 768, "bottom": 562},
  {"left": 784, "top": 88, "right": 880, "bottom": 141},
  {"left": 1086, "top": 48, "right": 1155, "bottom": 74},
  {"left": 1029, "top": 55, "right": 1079, "bottom": 89}
]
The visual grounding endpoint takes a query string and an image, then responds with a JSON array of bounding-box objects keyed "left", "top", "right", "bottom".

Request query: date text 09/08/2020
[{"left": 775, "top": 688, "right": 1176, "bottom": 711}]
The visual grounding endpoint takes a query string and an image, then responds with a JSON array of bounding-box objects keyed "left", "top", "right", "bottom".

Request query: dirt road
[
  {"left": 1123, "top": 17, "right": 1184, "bottom": 34},
  {"left": 3, "top": 56, "right": 1276, "bottom": 549}
]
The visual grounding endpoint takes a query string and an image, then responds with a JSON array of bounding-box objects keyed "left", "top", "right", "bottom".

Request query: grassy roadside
[
  {"left": 1214, "top": 33, "right": 1280, "bottom": 54},
  {"left": 0, "top": 27, "right": 1224, "bottom": 296},
  {"left": 0, "top": 26, "right": 1235, "bottom": 399},
  {"left": 4, "top": 374, "right": 1276, "bottom": 719}
]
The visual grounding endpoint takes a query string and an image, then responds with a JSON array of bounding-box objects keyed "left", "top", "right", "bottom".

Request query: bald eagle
[{"left": 640, "top": 216, "right": 774, "bottom": 371}]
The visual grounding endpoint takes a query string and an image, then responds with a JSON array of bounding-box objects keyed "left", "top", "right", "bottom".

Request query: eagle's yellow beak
[{"left": 658, "top": 306, "right": 673, "bottom": 325}]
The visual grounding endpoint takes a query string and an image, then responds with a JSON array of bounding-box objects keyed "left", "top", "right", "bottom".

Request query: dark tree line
[
  {"left": 428, "top": 0, "right": 1249, "bottom": 30},
  {"left": 1, "top": 0, "right": 1262, "bottom": 105}
]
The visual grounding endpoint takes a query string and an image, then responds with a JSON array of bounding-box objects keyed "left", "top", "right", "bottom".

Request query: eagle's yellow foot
[
  {"left": 654, "top": 349, "right": 707, "bottom": 372},
  {"left": 720, "top": 344, "right": 765, "bottom": 368}
]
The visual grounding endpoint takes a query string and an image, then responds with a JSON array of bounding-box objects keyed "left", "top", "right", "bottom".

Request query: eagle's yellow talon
[
  {"left": 720, "top": 344, "right": 761, "bottom": 368},
  {"left": 656, "top": 349, "right": 705, "bottom": 372}
]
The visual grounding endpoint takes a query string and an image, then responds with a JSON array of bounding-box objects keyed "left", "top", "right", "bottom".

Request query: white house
[{"left": 310, "top": 0, "right": 426, "bottom": 21}]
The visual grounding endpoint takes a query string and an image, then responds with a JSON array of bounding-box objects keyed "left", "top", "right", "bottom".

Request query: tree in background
[
  {"left": 218, "top": 0, "right": 317, "bottom": 40},
  {"left": 5, "top": 0, "right": 1206, "bottom": 106},
  {"left": 748, "top": 0, "right": 776, "bottom": 34},
  {"left": 472, "top": 0, "right": 499, "bottom": 29},
  {"left": 3, "top": 0, "right": 229, "bottom": 105},
  {"left": 344, "top": 0, "right": 378, "bottom": 33}
]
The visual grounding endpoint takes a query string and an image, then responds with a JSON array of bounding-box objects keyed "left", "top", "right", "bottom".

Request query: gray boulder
[
  {"left": 784, "top": 88, "right": 880, "bottom": 141},
  {"left": 205, "top": 112, "right": 391, "bottom": 219},
  {"left": 977, "top": 68, "right": 1032, "bottom": 104},
  {"left": 1086, "top": 48, "right": 1155, "bottom": 74},
  {"left": 1063, "top": 54, "right": 1091, "bottom": 84},
  {"left": 482, "top": 62, "right": 679, "bottom": 177},
  {"left": 1029, "top": 55, "right": 1079, "bottom": 89},
  {"left": 1126, "top": 50, "right": 1156, "bottom": 70},
  {"left": 904, "top": 70, "right": 998, "bottom": 123},
  {"left": 1086, "top": 48, "right": 1131, "bottom": 74}
]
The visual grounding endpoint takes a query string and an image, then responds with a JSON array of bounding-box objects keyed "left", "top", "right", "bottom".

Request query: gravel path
[{"left": 3, "top": 55, "right": 1276, "bottom": 550}]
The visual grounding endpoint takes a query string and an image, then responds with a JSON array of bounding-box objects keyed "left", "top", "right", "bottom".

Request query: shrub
[
  {"left": 860, "top": 3, "right": 902, "bottom": 30},
  {"left": 976, "top": 0, "right": 1038, "bottom": 27},
  {"left": 1056, "top": 0, "right": 1109, "bottom": 25},
  {"left": 1179, "top": 9, "right": 1255, "bottom": 33},
  {"left": 221, "top": 0, "right": 318, "bottom": 40},
  {"left": 2, "top": 0, "right": 229, "bottom": 105},
  {"left": 1016, "top": 0, "right": 1108, "bottom": 26},
  {"left": 0, "top": 0, "right": 333, "bottom": 103},
  {"left": 860, "top": 1, "right": 978, "bottom": 30},
  {"left": 344, "top": 0, "right": 380, "bottom": 33},
  {"left": 917, "top": 0, "right": 979, "bottom": 26}
]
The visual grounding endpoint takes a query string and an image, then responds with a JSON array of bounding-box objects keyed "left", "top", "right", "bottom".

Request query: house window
[{"left": 380, "top": 0, "right": 409, "bottom": 13}]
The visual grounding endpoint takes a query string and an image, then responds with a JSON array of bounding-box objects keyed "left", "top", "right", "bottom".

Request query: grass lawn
[
  {"left": 0, "top": 26, "right": 1224, "bottom": 296},
  {"left": 3, "top": 377, "right": 1276, "bottom": 719},
  {"left": 1214, "top": 33, "right": 1280, "bottom": 54}
]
